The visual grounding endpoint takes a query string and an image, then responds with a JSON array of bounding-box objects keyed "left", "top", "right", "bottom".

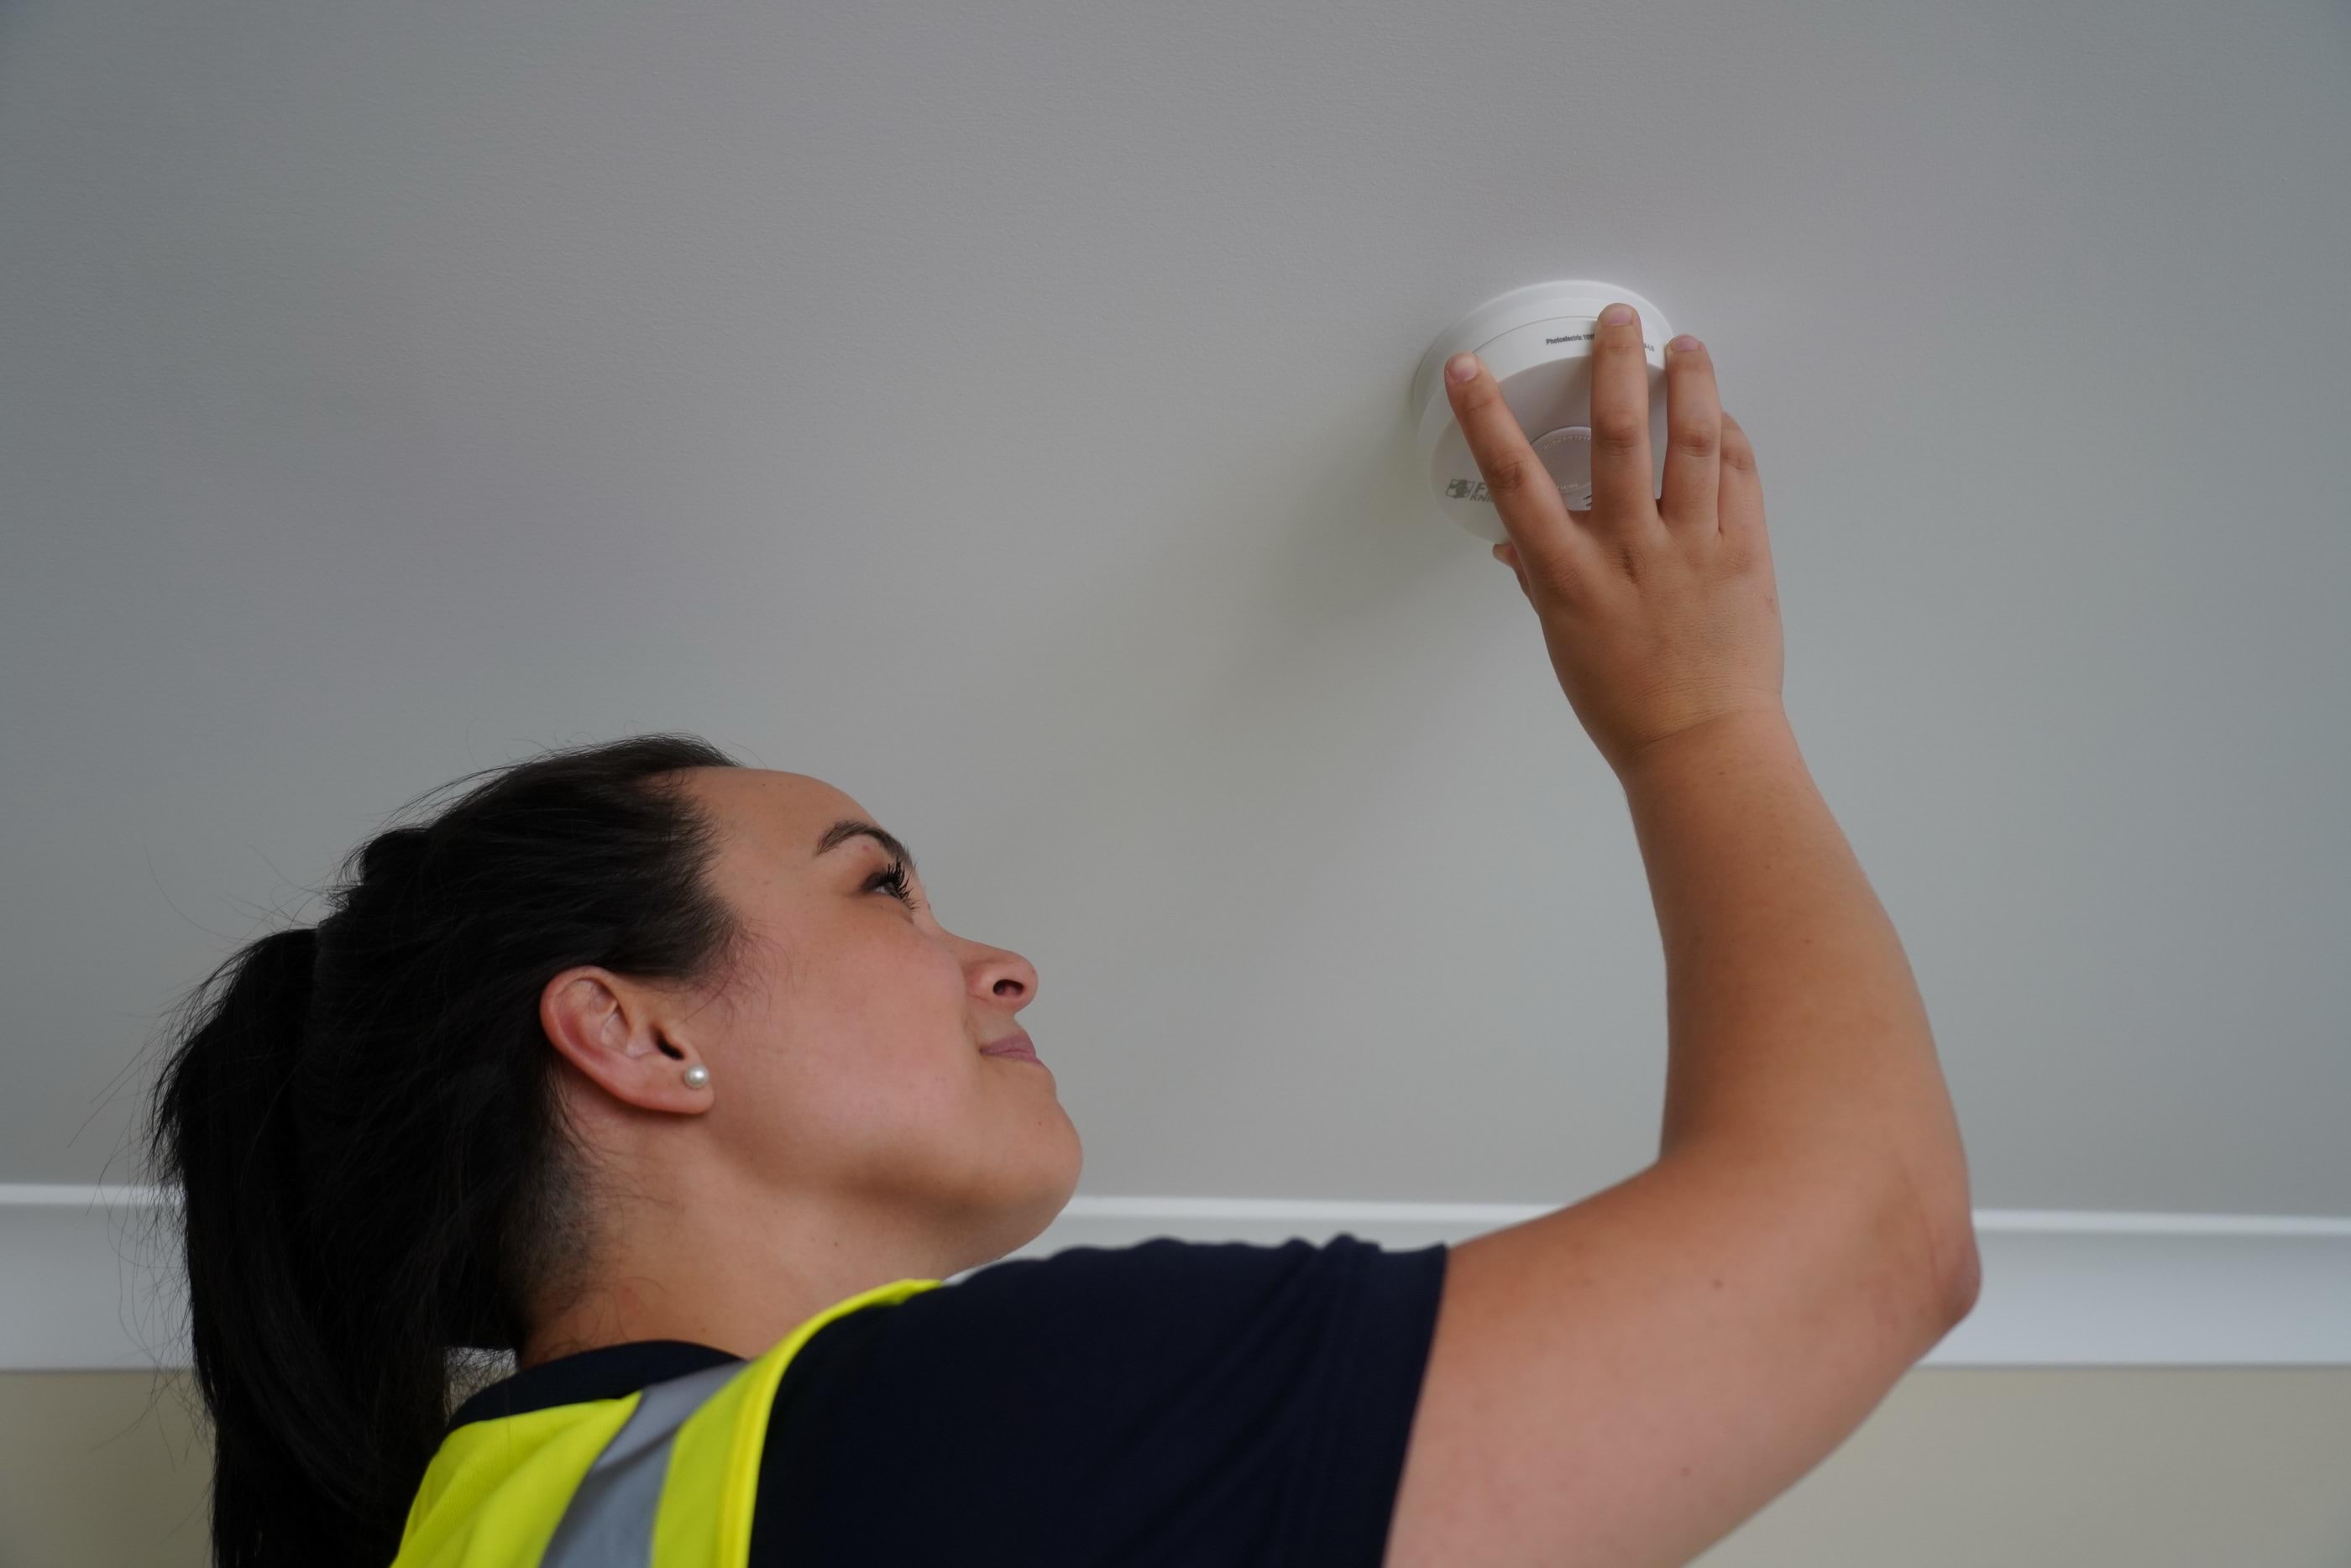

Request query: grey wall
[
  {"left": 5, "top": 0, "right": 2346, "bottom": 1217},
  {"left": 7, "top": 0, "right": 2349, "bottom": 1218}
]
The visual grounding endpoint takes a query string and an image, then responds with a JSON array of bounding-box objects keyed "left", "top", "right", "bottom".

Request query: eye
[{"left": 866, "top": 856, "right": 922, "bottom": 911}]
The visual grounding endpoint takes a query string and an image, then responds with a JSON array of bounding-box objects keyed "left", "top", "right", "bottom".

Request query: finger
[
  {"left": 1589, "top": 304, "right": 1660, "bottom": 532},
  {"left": 1444, "top": 352, "right": 1592, "bottom": 580},
  {"left": 1716, "top": 410, "right": 1769, "bottom": 555},
  {"left": 1658, "top": 334, "right": 1721, "bottom": 534}
]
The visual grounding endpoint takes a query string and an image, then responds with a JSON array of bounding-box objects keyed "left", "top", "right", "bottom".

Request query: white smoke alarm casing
[{"left": 1408, "top": 280, "right": 1674, "bottom": 546}]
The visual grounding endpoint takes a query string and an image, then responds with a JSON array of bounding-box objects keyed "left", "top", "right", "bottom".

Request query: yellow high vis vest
[{"left": 391, "top": 1277, "right": 946, "bottom": 1568}]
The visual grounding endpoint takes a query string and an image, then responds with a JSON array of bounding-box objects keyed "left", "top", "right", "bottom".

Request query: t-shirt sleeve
[{"left": 768, "top": 1232, "right": 1449, "bottom": 1567}]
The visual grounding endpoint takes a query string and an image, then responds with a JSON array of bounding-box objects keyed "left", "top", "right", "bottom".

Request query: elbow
[
  {"left": 1929, "top": 1216, "right": 1983, "bottom": 1328},
  {"left": 1889, "top": 1157, "right": 1982, "bottom": 1330}
]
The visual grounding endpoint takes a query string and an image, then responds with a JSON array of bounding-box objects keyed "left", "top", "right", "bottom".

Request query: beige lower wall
[
  {"left": 3, "top": 1367, "right": 2346, "bottom": 1565},
  {"left": 1694, "top": 1368, "right": 2351, "bottom": 1567}
]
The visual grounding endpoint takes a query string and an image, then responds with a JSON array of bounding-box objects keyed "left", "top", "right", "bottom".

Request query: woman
[
  {"left": 140, "top": 735, "right": 1450, "bottom": 1566},
  {"left": 143, "top": 314, "right": 1978, "bottom": 1567}
]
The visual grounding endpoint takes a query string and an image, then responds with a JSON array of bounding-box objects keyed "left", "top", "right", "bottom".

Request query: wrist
[{"left": 1617, "top": 706, "right": 1798, "bottom": 785}]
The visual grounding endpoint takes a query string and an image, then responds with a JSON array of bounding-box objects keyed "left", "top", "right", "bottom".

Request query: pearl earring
[{"left": 682, "top": 1064, "right": 709, "bottom": 1090}]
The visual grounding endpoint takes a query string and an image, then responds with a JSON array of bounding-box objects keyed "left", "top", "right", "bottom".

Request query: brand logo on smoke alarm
[{"left": 1450, "top": 476, "right": 1584, "bottom": 505}]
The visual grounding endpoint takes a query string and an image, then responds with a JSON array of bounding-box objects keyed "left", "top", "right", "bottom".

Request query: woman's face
[{"left": 547, "top": 766, "right": 1081, "bottom": 1275}]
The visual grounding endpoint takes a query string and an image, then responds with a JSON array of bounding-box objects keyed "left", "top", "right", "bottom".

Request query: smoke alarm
[{"left": 1407, "top": 280, "right": 1675, "bottom": 546}]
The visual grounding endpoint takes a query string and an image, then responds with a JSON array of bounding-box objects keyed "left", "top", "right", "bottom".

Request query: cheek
[{"left": 776, "top": 1034, "right": 981, "bottom": 1146}]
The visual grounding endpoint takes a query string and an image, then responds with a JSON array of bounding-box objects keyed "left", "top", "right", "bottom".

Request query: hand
[{"left": 1444, "top": 308, "right": 1788, "bottom": 777}]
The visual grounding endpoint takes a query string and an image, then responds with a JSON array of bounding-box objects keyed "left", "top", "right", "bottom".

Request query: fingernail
[
  {"left": 1669, "top": 334, "right": 1700, "bottom": 354},
  {"left": 1601, "top": 304, "right": 1632, "bottom": 326},
  {"left": 1446, "top": 353, "right": 1479, "bottom": 384}
]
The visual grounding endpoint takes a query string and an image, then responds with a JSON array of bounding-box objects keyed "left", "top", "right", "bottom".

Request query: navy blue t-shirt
[{"left": 445, "top": 1233, "right": 1449, "bottom": 1565}]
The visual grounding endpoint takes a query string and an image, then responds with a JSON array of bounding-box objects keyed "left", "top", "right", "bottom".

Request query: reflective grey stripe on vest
[{"left": 537, "top": 1357, "right": 749, "bottom": 1568}]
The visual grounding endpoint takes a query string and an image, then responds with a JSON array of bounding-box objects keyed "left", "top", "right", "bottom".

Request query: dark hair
[{"left": 138, "top": 733, "right": 757, "bottom": 1568}]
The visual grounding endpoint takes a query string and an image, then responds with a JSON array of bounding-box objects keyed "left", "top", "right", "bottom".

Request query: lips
[{"left": 979, "top": 1031, "right": 1038, "bottom": 1061}]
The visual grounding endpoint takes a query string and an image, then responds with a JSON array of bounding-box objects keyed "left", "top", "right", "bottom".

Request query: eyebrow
[{"left": 814, "top": 818, "right": 919, "bottom": 881}]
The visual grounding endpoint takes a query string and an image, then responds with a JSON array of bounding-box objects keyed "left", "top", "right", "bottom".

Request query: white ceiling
[{"left": 4, "top": 0, "right": 2345, "bottom": 1220}]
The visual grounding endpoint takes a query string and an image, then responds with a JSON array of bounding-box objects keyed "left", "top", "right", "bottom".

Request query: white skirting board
[{"left": 3, "top": 1185, "right": 2346, "bottom": 1372}]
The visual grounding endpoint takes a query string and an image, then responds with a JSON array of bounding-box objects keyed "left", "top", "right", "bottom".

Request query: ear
[{"left": 538, "top": 966, "right": 712, "bottom": 1115}]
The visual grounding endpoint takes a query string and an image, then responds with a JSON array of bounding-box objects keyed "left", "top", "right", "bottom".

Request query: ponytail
[
  {"left": 154, "top": 925, "right": 369, "bottom": 1563},
  {"left": 139, "top": 734, "right": 752, "bottom": 1567}
]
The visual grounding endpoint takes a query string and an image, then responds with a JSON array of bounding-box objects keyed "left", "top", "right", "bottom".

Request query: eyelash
[{"left": 867, "top": 857, "right": 922, "bottom": 910}]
